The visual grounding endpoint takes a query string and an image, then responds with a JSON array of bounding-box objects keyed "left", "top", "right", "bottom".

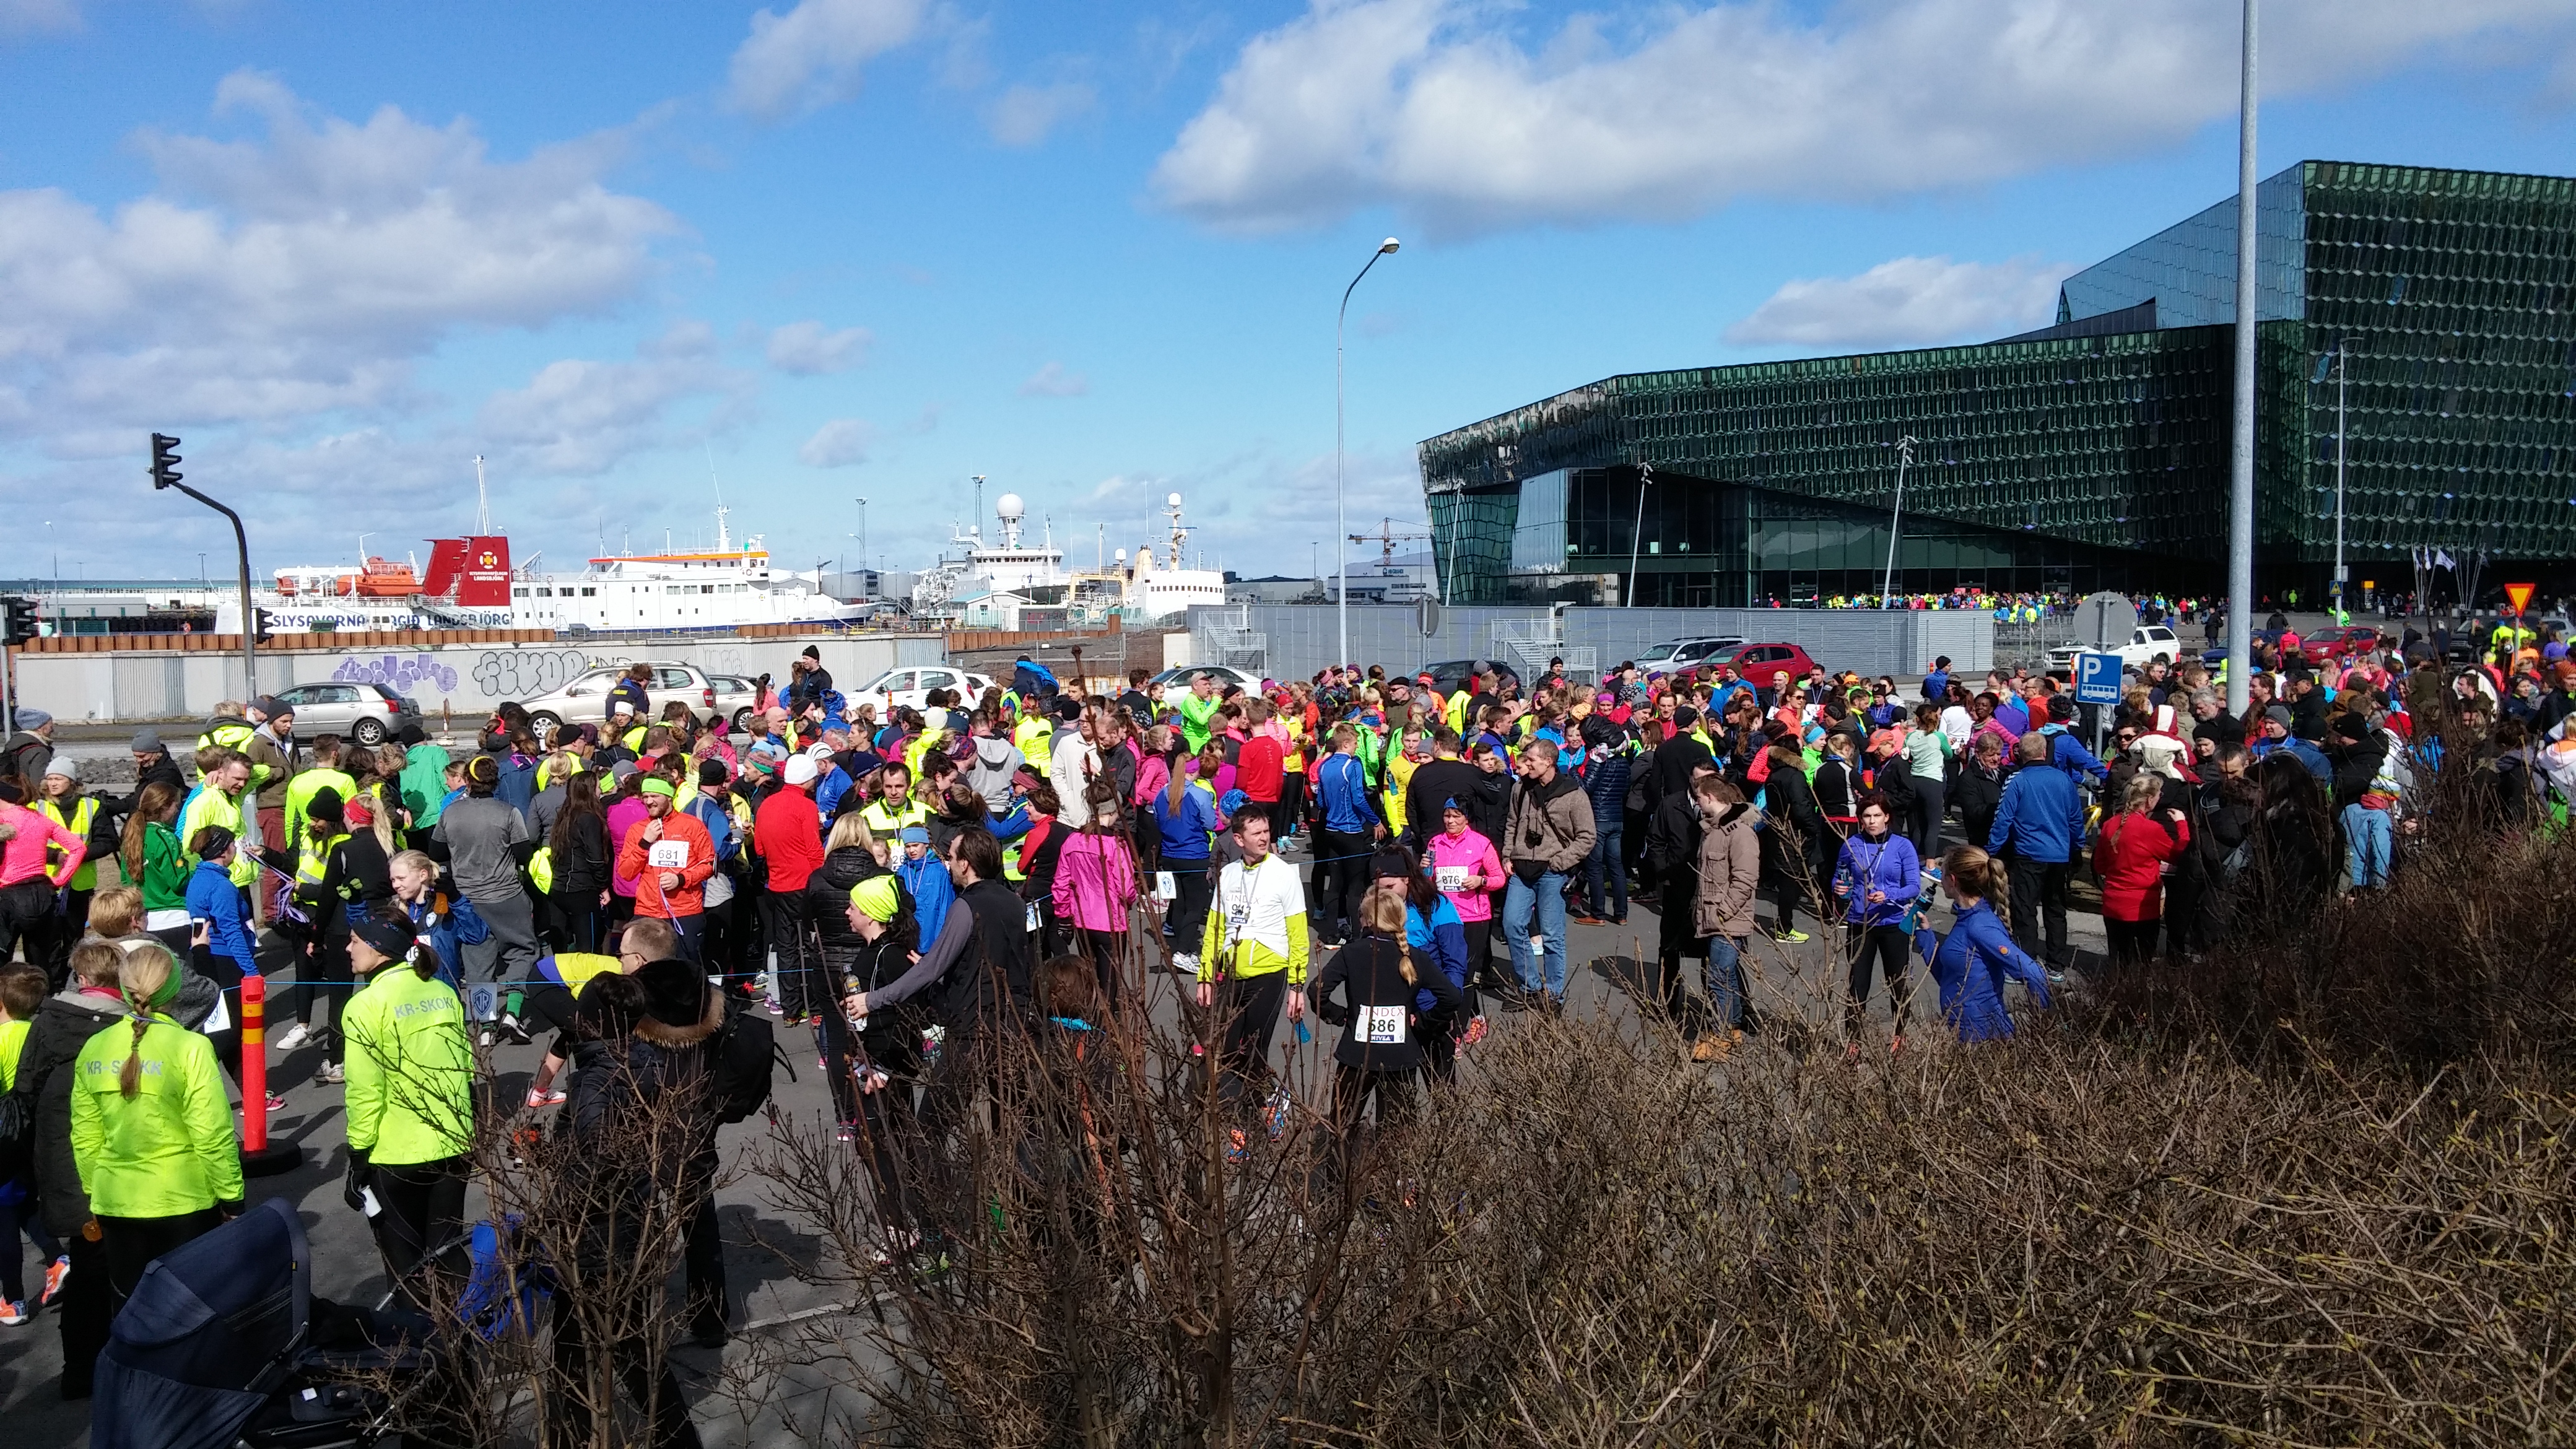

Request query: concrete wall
[
  {"left": 13, "top": 632, "right": 948, "bottom": 724},
  {"left": 1186, "top": 605, "right": 1991, "bottom": 684}
]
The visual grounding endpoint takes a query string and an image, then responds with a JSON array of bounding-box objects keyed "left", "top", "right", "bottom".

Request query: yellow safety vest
[
  {"left": 38, "top": 796, "right": 97, "bottom": 891},
  {"left": 1014, "top": 715, "right": 1055, "bottom": 764},
  {"left": 858, "top": 798, "right": 930, "bottom": 840},
  {"left": 294, "top": 830, "right": 354, "bottom": 901}
]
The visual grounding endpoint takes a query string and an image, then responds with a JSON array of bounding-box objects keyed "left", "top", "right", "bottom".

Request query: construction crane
[{"left": 1347, "top": 516, "right": 1433, "bottom": 572}]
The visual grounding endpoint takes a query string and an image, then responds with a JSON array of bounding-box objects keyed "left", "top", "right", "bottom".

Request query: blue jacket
[
  {"left": 1833, "top": 832, "right": 1921, "bottom": 928},
  {"left": 897, "top": 851, "right": 956, "bottom": 946},
  {"left": 684, "top": 794, "right": 739, "bottom": 864},
  {"left": 2041, "top": 725, "right": 2109, "bottom": 783},
  {"left": 1404, "top": 897, "right": 1469, "bottom": 1012},
  {"left": 1988, "top": 764, "right": 2085, "bottom": 863},
  {"left": 185, "top": 860, "right": 258, "bottom": 980},
  {"left": 495, "top": 751, "right": 537, "bottom": 822},
  {"left": 402, "top": 894, "right": 486, "bottom": 993},
  {"left": 1916, "top": 899, "right": 2050, "bottom": 1042},
  {"left": 2252, "top": 734, "right": 2333, "bottom": 782},
  {"left": 813, "top": 764, "right": 856, "bottom": 819},
  {"left": 1582, "top": 748, "right": 1630, "bottom": 827},
  {"left": 1150, "top": 782, "right": 1221, "bottom": 861},
  {"left": 1316, "top": 752, "right": 1380, "bottom": 835}
]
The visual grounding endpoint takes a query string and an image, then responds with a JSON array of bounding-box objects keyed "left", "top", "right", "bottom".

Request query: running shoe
[
  {"left": 271, "top": 1022, "right": 313, "bottom": 1052},
  {"left": 40, "top": 1256, "right": 68, "bottom": 1307},
  {"left": 1459, "top": 1014, "right": 1490, "bottom": 1048},
  {"left": 2046, "top": 968, "right": 2068, "bottom": 987},
  {"left": 835, "top": 1121, "right": 857, "bottom": 1144},
  {"left": 765, "top": 996, "right": 787, "bottom": 1017},
  {"left": 1770, "top": 927, "right": 1812, "bottom": 944},
  {"left": 1225, "top": 1128, "right": 1248, "bottom": 1163},
  {"left": 497, "top": 1014, "right": 533, "bottom": 1046},
  {"left": 0, "top": 1300, "right": 27, "bottom": 1327},
  {"left": 311, "top": 1061, "right": 344, "bottom": 1086},
  {"left": 264, "top": 1092, "right": 290, "bottom": 1115},
  {"left": 524, "top": 1086, "right": 567, "bottom": 1109}
]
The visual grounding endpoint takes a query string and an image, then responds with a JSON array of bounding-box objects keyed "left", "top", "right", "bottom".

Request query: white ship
[
  {"left": 1116, "top": 494, "right": 1226, "bottom": 621},
  {"left": 913, "top": 489, "right": 1225, "bottom": 627},
  {"left": 508, "top": 507, "right": 869, "bottom": 632}
]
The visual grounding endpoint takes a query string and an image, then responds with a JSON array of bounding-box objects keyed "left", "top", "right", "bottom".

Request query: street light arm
[
  {"left": 167, "top": 477, "right": 258, "bottom": 693},
  {"left": 1335, "top": 241, "right": 1396, "bottom": 668}
]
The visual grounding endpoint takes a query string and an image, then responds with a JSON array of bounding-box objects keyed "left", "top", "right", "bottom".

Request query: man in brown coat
[
  {"left": 1690, "top": 775, "right": 1762, "bottom": 1061},
  {"left": 1499, "top": 739, "right": 1595, "bottom": 1012}
]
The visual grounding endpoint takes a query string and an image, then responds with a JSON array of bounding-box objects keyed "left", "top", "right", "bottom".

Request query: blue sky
[{"left": 4, "top": 0, "right": 2575, "bottom": 586}]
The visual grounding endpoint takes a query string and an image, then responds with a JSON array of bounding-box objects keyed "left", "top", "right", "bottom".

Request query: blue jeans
[
  {"left": 2341, "top": 803, "right": 2391, "bottom": 889},
  {"left": 1704, "top": 934, "right": 1749, "bottom": 1030},
  {"left": 1502, "top": 870, "right": 1570, "bottom": 998},
  {"left": 1583, "top": 822, "right": 1627, "bottom": 919}
]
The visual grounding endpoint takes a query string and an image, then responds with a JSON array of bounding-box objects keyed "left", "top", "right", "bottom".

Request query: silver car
[
  {"left": 517, "top": 661, "right": 718, "bottom": 737},
  {"left": 269, "top": 681, "right": 422, "bottom": 746}
]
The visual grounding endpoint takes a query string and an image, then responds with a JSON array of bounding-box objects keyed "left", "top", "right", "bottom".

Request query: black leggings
[
  {"left": 99, "top": 1208, "right": 225, "bottom": 1304},
  {"left": 1212, "top": 972, "right": 1287, "bottom": 1117},
  {"left": 289, "top": 935, "right": 352, "bottom": 1065},
  {"left": 0, "top": 1181, "right": 63, "bottom": 1301},
  {"left": 1164, "top": 865, "right": 1214, "bottom": 961},
  {"left": 1077, "top": 928, "right": 1128, "bottom": 1011},
  {"left": 1844, "top": 923, "right": 1913, "bottom": 1038},
  {"left": 369, "top": 1155, "right": 469, "bottom": 1293}
]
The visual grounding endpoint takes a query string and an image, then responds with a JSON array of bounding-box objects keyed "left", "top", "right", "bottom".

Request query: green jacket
[
  {"left": 342, "top": 966, "right": 475, "bottom": 1166},
  {"left": 138, "top": 821, "right": 191, "bottom": 915},
  {"left": 1177, "top": 692, "right": 1222, "bottom": 753},
  {"left": 398, "top": 744, "right": 451, "bottom": 830},
  {"left": 284, "top": 767, "right": 357, "bottom": 848},
  {"left": 69, "top": 1014, "right": 243, "bottom": 1217}
]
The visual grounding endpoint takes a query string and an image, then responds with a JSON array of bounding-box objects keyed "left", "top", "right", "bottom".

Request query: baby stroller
[{"left": 90, "top": 1198, "right": 440, "bottom": 1449}]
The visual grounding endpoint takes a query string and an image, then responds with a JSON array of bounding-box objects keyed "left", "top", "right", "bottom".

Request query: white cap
[
  {"left": 785, "top": 755, "right": 819, "bottom": 786},
  {"left": 805, "top": 742, "right": 835, "bottom": 760}
]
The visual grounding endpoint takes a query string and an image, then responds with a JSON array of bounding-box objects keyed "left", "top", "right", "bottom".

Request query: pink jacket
[
  {"left": 1051, "top": 828, "right": 1138, "bottom": 933},
  {"left": 1424, "top": 827, "right": 1503, "bottom": 923},
  {"left": 0, "top": 801, "right": 84, "bottom": 889},
  {"left": 606, "top": 795, "right": 650, "bottom": 898}
]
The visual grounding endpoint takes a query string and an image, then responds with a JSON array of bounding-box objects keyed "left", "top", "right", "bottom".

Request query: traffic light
[
  {"left": 253, "top": 607, "right": 276, "bottom": 643},
  {"left": 150, "top": 433, "right": 182, "bottom": 490},
  {"left": 1, "top": 596, "right": 38, "bottom": 646}
]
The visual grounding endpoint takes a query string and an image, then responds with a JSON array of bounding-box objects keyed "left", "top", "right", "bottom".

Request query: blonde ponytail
[{"left": 115, "top": 947, "right": 175, "bottom": 1099}]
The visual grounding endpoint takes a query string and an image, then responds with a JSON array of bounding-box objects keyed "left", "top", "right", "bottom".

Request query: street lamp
[
  {"left": 2311, "top": 341, "right": 2351, "bottom": 620},
  {"left": 1879, "top": 435, "right": 1920, "bottom": 604},
  {"left": 1625, "top": 463, "right": 1654, "bottom": 607},
  {"left": 1337, "top": 237, "right": 1401, "bottom": 671},
  {"left": 853, "top": 497, "right": 869, "bottom": 572},
  {"left": 2223, "top": 0, "right": 2260, "bottom": 715}
]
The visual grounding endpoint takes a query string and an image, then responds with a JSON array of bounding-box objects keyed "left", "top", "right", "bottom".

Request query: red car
[
  {"left": 1704, "top": 642, "right": 1827, "bottom": 685},
  {"left": 2300, "top": 625, "right": 2382, "bottom": 666}
]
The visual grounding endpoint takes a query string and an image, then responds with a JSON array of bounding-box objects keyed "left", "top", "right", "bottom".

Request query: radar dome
[
  {"left": 1166, "top": 492, "right": 1183, "bottom": 508},
  {"left": 996, "top": 492, "right": 1027, "bottom": 521}
]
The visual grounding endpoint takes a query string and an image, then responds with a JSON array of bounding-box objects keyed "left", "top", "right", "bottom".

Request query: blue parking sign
[{"left": 2074, "top": 651, "right": 2124, "bottom": 705}]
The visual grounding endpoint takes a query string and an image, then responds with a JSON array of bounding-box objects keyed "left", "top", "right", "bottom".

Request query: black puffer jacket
[
  {"left": 5, "top": 986, "right": 129, "bottom": 1237},
  {"left": 804, "top": 845, "right": 890, "bottom": 965}
]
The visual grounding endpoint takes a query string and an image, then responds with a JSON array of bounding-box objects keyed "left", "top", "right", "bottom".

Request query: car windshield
[{"left": 858, "top": 669, "right": 906, "bottom": 692}]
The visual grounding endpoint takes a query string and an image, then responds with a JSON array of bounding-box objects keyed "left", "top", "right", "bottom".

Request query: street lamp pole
[
  {"left": 1337, "top": 237, "right": 1401, "bottom": 672},
  {"left": 2223, "top": 0, "right": 2260, "bottom": 716},
  {"left": 1625, "top": 464, "right": 1654, "bottom": 607},
  {"left": 2333, "top": 341, "right": 2348, "bottom": 620},
  {"left": 1879, "top": 435, "right": 1919, "bottom": 604}
]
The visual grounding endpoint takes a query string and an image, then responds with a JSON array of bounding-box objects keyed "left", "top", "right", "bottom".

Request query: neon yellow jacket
[
  {"left": 70, "top": 1014, "right": 243, "bottom": 1216},
  {"left": 342, "top": 966, "right": 476, "bottom": 1167},
  {"left": 179, "top": 782, "right": 258, "bottom": 889},
  {"left": 284, "top": 767, "right": 356, "bottom": 850},
  {"left": 1177, "top": 692, "right": 1222, "bottom": 753},
  {"left": 1198, "top": 854, "right": 1310, "bottom": 987}
]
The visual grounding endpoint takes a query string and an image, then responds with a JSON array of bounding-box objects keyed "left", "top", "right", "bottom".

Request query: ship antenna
[
  {"left": 706, "top": 443, "right": 732, "bottom": 552},
  {"left": 473, "top": 456, "right": 491, "bottom": 534}
]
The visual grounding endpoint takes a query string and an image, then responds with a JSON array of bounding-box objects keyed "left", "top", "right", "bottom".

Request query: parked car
[
  {"left": 517, "top": 661, "right": 717, "bottom": 737},
  {"left": 2300, "top": 625, "right": 2383, "bottom": 667},
  {"left": 1419, "top": 659, "right": 1523, "bottom": 697},
  {"left": 708, "top": 673, "right": 762, "bottom": 734},
  {"left": 1633, "top": 637, "right": 1747, "bottom": 674},
  {"left": 2048, "top": 624, "right": 2185, "bottom": 676},
  {"left": 1145, "top": 664, "right": 1267, "bottom": 695},
  {"left": 853, "top": 664, "right": 999, "bottom": 713},
  {"left": 2198, "top": 628, "right": 2290, "bottom": 671},
  {"left": 1706, "top": 642, "right": 1825, "bottom": 682},
  {"left": 267, "top": 681, "right": 422, "bottom": 747}
]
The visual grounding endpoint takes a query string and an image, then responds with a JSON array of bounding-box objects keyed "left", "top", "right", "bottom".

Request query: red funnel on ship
[{"left": 423, "top": 536, "right": 511, "bottom": 604}]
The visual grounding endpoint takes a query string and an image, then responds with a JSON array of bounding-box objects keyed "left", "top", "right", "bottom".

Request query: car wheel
[
  {"left": 353, "top": 718, "right": 386, "bottom": 746},
  {"left": 733, "top": 707, "right": 754, "bottom": 735},
  {"left": 2152, "top": 653, "right": 2170, "bottom": 666},
  {"left": 530, "top": 710, "right": 563, "bottom": 736}
]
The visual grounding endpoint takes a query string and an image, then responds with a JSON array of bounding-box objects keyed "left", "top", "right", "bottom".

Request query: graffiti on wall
[
  {"left": 331, "top": 653, "right": 461, "bottom": 695},
  {"left": 472, "top": 649, "right": 596, "bottom": 700}
]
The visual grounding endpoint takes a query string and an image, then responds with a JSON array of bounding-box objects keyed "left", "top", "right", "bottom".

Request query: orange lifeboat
[{"left": 339, "top": 557, "right": 424, "bottom": 597}]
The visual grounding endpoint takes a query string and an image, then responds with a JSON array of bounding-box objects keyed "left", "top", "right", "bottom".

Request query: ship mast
[{"left": 473, "top": 455, "right": 491, "bottom": 534}]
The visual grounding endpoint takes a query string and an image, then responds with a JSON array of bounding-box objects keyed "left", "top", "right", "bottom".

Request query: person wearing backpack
[
  {"left": 1310, "top": 886, "right": 1461, "bottom": 1183},
  {"left": 580, "top": 955, "right": 731, "bottom": 1351}
]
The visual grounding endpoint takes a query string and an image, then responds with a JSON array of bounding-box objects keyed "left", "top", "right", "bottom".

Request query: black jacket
[
  {"left": 1460, "top": 770, "right": 1511, "bottom": 850},
  {"left": 1313, "top": 933, "right": 1463, "bottom": 1071},
  {"left": 1644, "top": 791, "right": 1704, "bottom": 879},
  {"left": 1760, "top": 755, "right": 1826, "bottom": 872},
  {"left": 5, "top": 986, "right": 128, "bottom": 1237},
  {"left": 2325, "top": 733, "right": 2387, "bottom": 813},
  {"left": 948, "top": 877, "right": 1038, "bottom": 1030},
  {"left": 547, "top": 810, "right": 611, "bottom": 897},
  {"left": 562, "top": 984, "right": 723, "bottom": 1201},
  {"left": 1650, "top": 734, "right": 1715, "bottom": 802},
  {"left": 804, "top": 845, "right": 890, "bottom": 960}
]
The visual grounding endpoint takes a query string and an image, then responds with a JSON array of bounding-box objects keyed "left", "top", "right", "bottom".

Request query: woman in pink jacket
[
  {"left": 1424, "top": 798, "right": 1503, "bottom": 994},
  {"left": 1052, "top": 778, "right": 1140, "bottom": 1010}
]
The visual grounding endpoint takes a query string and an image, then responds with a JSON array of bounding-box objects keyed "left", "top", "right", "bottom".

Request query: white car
[
  {"left": 2046, "top": 624, "right": 2183, "bottom": 677},
  {"left": 1147, "top": 664, "right": 1265, "bottom": 694},
  {"left": 853, "top": 664, "right": 997, "bottom": 712},
  {"left": 1633, "top": 637, "right": 1747, "bottom": 674}
]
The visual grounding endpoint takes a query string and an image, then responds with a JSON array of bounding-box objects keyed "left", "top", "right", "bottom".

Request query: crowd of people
[{"left": 0, "top": 616, "right": 2567, "bottom": 1435}]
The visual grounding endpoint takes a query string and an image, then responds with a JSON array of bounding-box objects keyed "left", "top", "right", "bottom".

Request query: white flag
[{"left": 2435, "top": 549, "right": 2456, "bottom": 570}]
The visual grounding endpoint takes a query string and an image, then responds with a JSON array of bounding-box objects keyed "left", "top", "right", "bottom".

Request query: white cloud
[
  {"left": 0, "top": 70, "right": 677, "bottom": 439},
  {"left": 1154, "top": 0, "right": 2576, "bottom": 235},
  {"left": 726, "top": 0, "right": 929, "bottom": 120},
  {"left": 478, "top": 322, "right": 742, "bottom": 476},
  {"left": 798, "top": 417, "right": 877, "bottom": 468},
  {"left": 765, "top": 320, "right": 872, "bottom": 374},
  {"left": 1019, "top": 361, "right": 1089, "bottom": 397},
  {"left": 1725, "top": 255, "right": 2074, "bottom": 350},
  {"left": 986, "top": 82, "right": 1095, "bottom": 146}
]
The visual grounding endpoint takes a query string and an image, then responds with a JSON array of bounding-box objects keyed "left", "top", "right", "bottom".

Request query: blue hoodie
[
  {"left": 1403, "top": 897, "right": 1469, "bottom": 1012},
  {"left": 185, "top": 859, "right": 258, "bottom": 982},
  {"left": 1987, "top": 764, "right": 2085, "bottom": 864},
  {"left": 1833, "top": 831, "right": 1921, "bottom": 928},
  {"left": 1915, "top": 899, "right": 2051, "bottom": 1042},
  {"left": 897, "top": 849, "right": 956, "bottom": 946},
  {"left": 2039, "top": 724, "right": 2109, "bottom": 783}
]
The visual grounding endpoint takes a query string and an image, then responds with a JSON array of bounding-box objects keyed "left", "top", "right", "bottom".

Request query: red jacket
[
  {"left": 1237, "top": 734, "right": 1284, "bottom": 803},
  {"left": 752, "top": 783, "right": 825, "bottom": 892},
  {"left": 616, "top": 808, "right": 716, "bottom": 920},
  {"left": 2091, "top": 809, "right": 2189, "bottom": 923}
]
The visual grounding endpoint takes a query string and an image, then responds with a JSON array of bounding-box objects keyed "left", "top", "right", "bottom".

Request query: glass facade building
[{"left": 1422, "top": 160, "right": 2576, "bottom": 606}]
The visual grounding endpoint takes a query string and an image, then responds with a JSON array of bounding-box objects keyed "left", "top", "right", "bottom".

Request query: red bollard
[{"left": 238, "top": 975, "right": 301, "bottom": 1177}]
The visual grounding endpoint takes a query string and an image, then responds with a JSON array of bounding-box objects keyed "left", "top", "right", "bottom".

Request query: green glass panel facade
[{"left": 1422, "top": 160, "right": 2576, "bottom": 604}]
